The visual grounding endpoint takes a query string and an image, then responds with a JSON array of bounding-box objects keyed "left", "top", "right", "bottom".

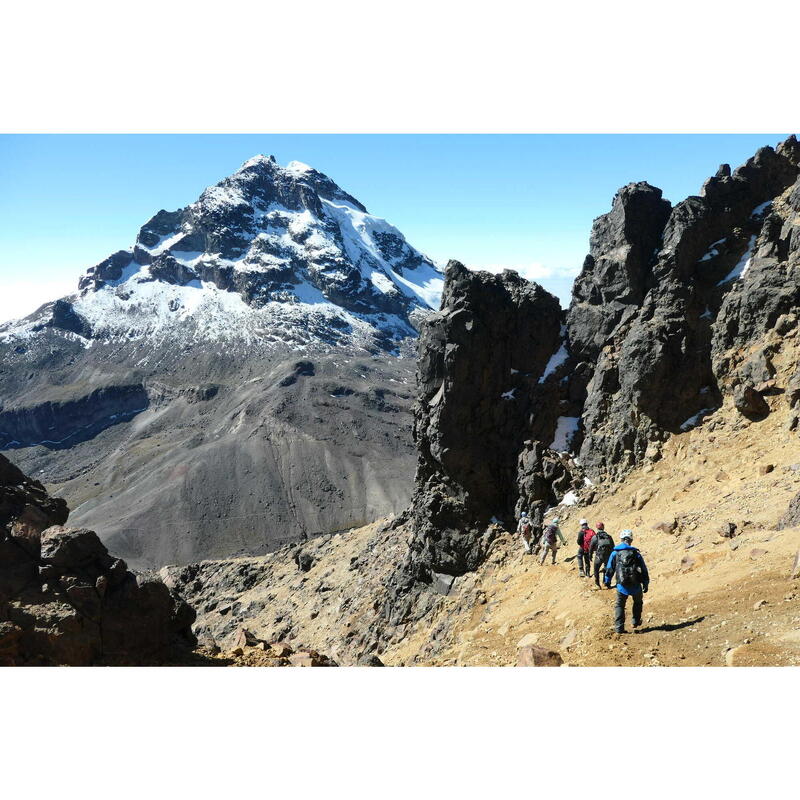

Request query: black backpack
[
  {"left": 595, "top": 532, "right": 614, "bottom": 560},
  {"left": 544, "top": 525, "right": 557, "bottom": 546},
  {"left": 616, "top": 547, "right": 642, "bottom": 587}
]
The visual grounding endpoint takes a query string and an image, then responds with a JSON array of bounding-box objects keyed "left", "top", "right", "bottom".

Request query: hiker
[
  {"left": 604, "top": 530, "right": 650, "bottom": 633},
  {"left": 517, "top": 511, "right": 534, "bottom": 554},
  {"left": 575, "top": 519, "right": 595, "bottom": 577},
  {"left": 589, "top": 523, "right": 614, "bottom": 588},
  {"left": 539, "top": 517, "right": 566, "bottom": 565}
]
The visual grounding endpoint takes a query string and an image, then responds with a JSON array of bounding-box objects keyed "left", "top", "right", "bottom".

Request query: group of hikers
[{"left": 515, "top": 513, "right": 650, "bottom": 634}]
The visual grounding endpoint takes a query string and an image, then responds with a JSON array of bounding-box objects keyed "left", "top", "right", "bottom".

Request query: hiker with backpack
[
  {"left": 604, "top": 530, "right": 650, "bottom": 633},
  {"left": 589, "top": 523, "right": 614, "bottom": 588},
  {"left": 576, "top": 519, "right": 595, "bottom": 577},
  {"left": 517, "top": 511, "right": 535, "bottom": 554},
  {"left": 539, "top": 517, "right": 566, "bottom": 565}
]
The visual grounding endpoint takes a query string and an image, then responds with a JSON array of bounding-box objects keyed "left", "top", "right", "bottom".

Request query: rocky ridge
[
  {"left": 569, "top": 136, "right": 800, "bottom": 479},
  {"left": 385, "top": 135, "right": 800, "bottom": 625}
]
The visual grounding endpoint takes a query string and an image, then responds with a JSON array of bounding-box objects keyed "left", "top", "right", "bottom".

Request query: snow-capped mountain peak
[{"left": 2, "top": 158, "right": 443, "bottom": 354}]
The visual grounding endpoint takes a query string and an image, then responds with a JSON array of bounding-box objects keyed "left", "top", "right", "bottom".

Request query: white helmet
[
  {"left": 620, "top": 530, "right": 634, "bottom": 542},
  {"left": 552, "top": 517, "right": 560, "bottom": 524},
  {"left": 579, "top": 518, "right": 588, "bottom": 526},
  {"left": 520, "top": 511, "right": 527, "bottom": 517}
]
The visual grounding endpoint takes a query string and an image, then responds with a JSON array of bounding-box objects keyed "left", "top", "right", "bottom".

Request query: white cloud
[
  {"left": 0, "top": 279, "right": 74, "bottom": 324},
  {"left": 470, "top": 261, "right": 579, "bottom": 282},
  {"left": 466, "top": 262, "right": 580, "bottom": 307}
]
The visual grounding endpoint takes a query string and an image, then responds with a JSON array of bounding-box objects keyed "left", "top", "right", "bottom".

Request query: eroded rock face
[
  {"left": 569, "top": 136, "right": 800, "bottom": 481},
  {"left": 0, "top": 453, "right": 195, "bottom": 665},
  {"left": 408, "top": 261, "right": 576, "bottom": 579}
]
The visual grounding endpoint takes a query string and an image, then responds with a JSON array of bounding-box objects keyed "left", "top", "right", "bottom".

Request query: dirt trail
[{"left": 386, "top": 388, "right": 800, "bottom": 666}]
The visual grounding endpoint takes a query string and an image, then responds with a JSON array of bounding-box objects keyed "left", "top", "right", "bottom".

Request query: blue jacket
[{"left": 604, "top": 542, "right": 649, "bottom": 595}]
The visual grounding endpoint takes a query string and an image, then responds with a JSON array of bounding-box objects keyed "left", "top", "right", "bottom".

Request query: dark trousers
[
  {"left": 577, "top": 550, "right": 591, "bottom": 576},
  {"left": 614, "top": 590, "right": 643, "bottom": 633},
  {"left": 593, "top": 555, "right": 606, "bottom": 586}
]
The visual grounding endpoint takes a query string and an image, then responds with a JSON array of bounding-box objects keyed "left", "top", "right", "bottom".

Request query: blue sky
[{"left": 0, "top": 134, "right": 790, "bottom": 322}]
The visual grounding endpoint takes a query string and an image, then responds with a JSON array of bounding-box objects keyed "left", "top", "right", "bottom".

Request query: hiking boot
[{"left": 615, "top": 629, "right": 627, "bottom": 635}]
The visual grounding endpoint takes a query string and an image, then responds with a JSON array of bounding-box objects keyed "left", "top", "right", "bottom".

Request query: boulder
[
  {"left": 788, "top": 372, "right": 800, "bottom": 409},
  {"left": 357, "top": 654, "right": 385, "bottom": 666},
  {"left": 778, "top": 491, "right": 800, "bottom": 530},
  {"left": 719, "top": 522, "right": 738, "bottom": 538},
  {"left": 0, "top": 454, "right": 196, "bottom": 665},
  {"left": 40, "top": 526, "right": 111, "bottom": 571},
  {"left": 680, "top": 555, "right": 697, "bottom": 571},
  {"left": 269, "top": 641, "right": 294, "bottom": 658},
  {"left": 631, "top": 488, "right": 655, "bottom": 510},
  {"left": 517, "top": 645, "right": 563, "bottom": 667},
  {"left": 734, "top": 384, "right": 770, "bottom": 418},
  {"left": 288, "top": 650, "right": 338, "bottom": 667},
  {"left": 652, "top": 519, "right": 677, "bottom": 534},
  {"left": 294, "top": 550, "right": 315, "bottom": 573},
  {"left": 560, "top": 629, "right": 578, "bottom": 650},
  {"left": 233, "top": 627, "right": 262, "bottom": 649},
  {"left": 739, "top": 349, "right": 775, "bottom": 387},
  {"left": 775, "top": 313, "right": 797, "bottom": 335}
]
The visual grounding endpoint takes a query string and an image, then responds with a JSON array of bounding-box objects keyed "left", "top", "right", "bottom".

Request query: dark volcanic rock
[
  {"left": 733, "top": 384, "right": 770, "bottom": 419},
  {"left": 568, "top": 181, "right": 671, "bottom": 364},
  {"left": 381, "top": 136, "right": 800, "bottom": 638},
  {"left": 409, "top": 261, "right": 569, "bottom": 579},
  {"left": 568, "top": 136, "right": 800, "bottom": 480},
  {"left": 0, "top": 453, "right": 195, "bottom": 665}
]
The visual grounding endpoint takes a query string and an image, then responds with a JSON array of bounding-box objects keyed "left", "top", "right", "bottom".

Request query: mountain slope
[
  {"left": 0, "top": 157, "right": 441, "bottom": 568},
  {"left": 164, "top": 367, "right": 800, "bottom": 666},
  {"left": 163, "top": 136, "right": 800, "bottom": 666}
]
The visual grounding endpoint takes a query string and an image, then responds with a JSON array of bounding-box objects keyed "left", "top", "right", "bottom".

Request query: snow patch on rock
[
  {"left": 550, "top": 415, "right": 580, "bottom": 452},
  {"left": 717, "top": 236, "right": 757, "bottom": 285}
]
